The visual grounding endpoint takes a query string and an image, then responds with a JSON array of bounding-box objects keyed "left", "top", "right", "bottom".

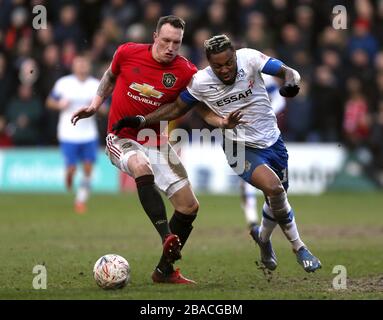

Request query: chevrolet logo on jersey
[{"left": 129, "top": 83, "right": 164, "bottom": 99}]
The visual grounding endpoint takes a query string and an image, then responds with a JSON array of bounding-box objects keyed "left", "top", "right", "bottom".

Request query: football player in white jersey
[
  {"left": 241, "top": 74, "right": 286, "bottom": 229},
  {"left": 46, "top": 55, "right": 102, "bottom": 214},
  {"left": 112, "top": 35, "right": 321, "bottom": 273}
]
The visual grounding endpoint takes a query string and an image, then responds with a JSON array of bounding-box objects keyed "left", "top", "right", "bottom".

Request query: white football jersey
[
  {"left": 187, "top": 48, "right": 280, "bottom": 149},
  {"left": 263, "top": 74, "right": 286, "bottom": 115},
  {"left": 51, "top": 75, "right": 100, "bottom": 142}
]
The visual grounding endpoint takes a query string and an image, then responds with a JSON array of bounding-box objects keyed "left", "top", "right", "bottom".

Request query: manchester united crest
[{"left": 162, "top": 73, "right": 177, "bottom": 88}]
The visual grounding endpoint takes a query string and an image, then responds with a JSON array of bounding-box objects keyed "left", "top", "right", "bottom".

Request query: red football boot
[
  {"left": 152, "top": 268, "right": 196, "bottom": 284},
  {"left": 163, "top": 234, "right": 182, "bottom": 263}
]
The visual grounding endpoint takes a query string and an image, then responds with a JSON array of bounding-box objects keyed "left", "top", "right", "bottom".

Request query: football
[{"left": 93, "top": 254, "right": 130, "bottom": 289}]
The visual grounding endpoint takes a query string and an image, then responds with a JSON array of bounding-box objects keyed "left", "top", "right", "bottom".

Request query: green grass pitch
[{"left": 0, "top": 192, "right": 382, "bottom": 300}]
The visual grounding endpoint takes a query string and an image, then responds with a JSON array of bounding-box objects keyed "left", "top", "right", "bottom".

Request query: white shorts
[{"left": 105, "top": 133, "right": 189, "bottom": 198}]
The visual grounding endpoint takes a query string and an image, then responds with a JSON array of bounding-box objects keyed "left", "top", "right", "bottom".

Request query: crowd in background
[{"left": 0, "top": 0, "right": 383, "bottom": 184}]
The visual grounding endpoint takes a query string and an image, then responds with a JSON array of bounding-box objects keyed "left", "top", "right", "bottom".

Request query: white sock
[
  {"left": 76, "top": 176, "right": 91, "bottom": 204},
  {"left": 241, "top": 182, "right": 258, "bottom": 225},
  {"left": 259, "top": 203, "right": 278, "bottom": 242},
  {"left": 279, "top": 217, "right": 305, "bottom": 252},
  {"left": 267, "top": 191, "right": 305, "bottom": 251}
]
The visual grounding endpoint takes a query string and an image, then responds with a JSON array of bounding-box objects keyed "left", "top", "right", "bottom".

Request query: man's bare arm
[
  {"left": 111, "top": 96, "right": 195, "bottom": 133},
  {"left": 46, "top": 96, "right": 69, "bottom": 111},
  {"left": 112, "top": 96, "right": 245, "bottom": 134},
  {"left": 97, "top": 66, "right": 117, "bottom": 100},
  {"left": 273, "top": 65, "right": 301, "bottom": 97},
  {"left": 144, "top": 96, "right": 194, "bottom": 126},
  {"left": 274, "top": 65, "right": 301, "bottom": 86},
  {"left": 195, "top": 104, "right": 246, "bottom": 129}
]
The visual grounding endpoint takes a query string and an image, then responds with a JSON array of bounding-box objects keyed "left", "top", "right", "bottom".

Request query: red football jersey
[{"left": 108, "top": 42, "right": 197, "bottom": 145}]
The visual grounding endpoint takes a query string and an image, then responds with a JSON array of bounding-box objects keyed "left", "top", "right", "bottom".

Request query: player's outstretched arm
[
  {"left": 196, "top": 104, "right": 246, "bottom": 129},
  {"left": 71, "top": 66, "right": 116, "bottom": 126},
  {"left": 146, "top": 96, "right": 193, "bottom": 125},
  {"left": 112, "top": 96, "right": 193, "bottom": 134}
]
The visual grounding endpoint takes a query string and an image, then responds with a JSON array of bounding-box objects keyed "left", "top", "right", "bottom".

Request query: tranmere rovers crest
[
  {"left": 162, "top": 73, "right": 177, "bottom": 88},
  {"left": 244, "top": 160, "right": 252, "bottom": 172}
]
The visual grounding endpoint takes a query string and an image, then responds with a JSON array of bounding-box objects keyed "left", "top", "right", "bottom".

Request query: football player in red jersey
[{"left": 71, "top": 16, "right": 199, "bottom": 284}]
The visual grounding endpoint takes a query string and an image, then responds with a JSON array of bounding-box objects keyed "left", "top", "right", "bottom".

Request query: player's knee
[
  {"left": 132, "top": 163, "right": 153, "bottom": 178},
  {"left": 190, "top": 199, "right": 199, "bottom": 214},
  {"left": 263, "top": 182, "right": 284, "bottom": 197},
  {"left": 267, "top": 190, "right": 292, "bottom": 221},
  {"left": 83, "top": 163, "right": 93, "bottom": 176},
  {"left": 178, "top": 199, "right": 199, "bottom": 215},
  {"left": 67, "top": 166, "right": 76, "bottom": 175},
  {"left": 128, "top": 154, "right": 153, "bottom": 178}
]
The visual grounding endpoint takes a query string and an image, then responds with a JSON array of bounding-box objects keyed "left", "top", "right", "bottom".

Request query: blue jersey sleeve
[
  {"left": 180, "top": 89, "right": 199, "bottom": 106},
  {"left": 49, "top": 91, "right": 61, "bottom": 100},
  {"left": 266, "top": 84, "right": 278, "bottom": 94},
  {"left": 262, "top": 58, "right": 284, "bottom": 76}
]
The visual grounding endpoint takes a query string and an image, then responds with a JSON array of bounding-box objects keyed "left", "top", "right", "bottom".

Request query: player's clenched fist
[{"left": 279, "top": 84, "right": 300, "bottom": 97}]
